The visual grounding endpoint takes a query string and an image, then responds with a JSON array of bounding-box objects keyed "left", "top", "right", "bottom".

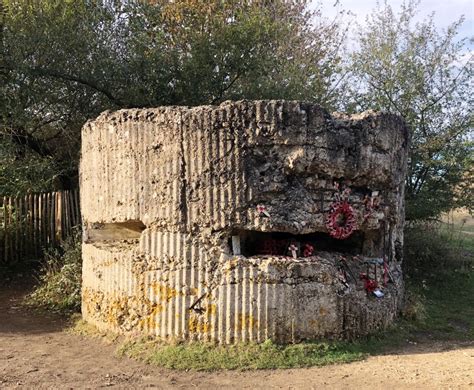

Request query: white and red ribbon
[{"left": 256, "top": 204, "right": 271, "bottom": 218}]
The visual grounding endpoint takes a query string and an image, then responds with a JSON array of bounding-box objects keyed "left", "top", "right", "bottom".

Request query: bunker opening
[
  {"left": 229, "top": 229, "right": 366, "bottom": 258},
  {"left": 85, "top": 220, "right": 146, "bottom": 243}
]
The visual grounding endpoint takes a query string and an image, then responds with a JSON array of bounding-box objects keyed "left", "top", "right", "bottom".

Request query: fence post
[
  {"left": 55, "top": 191, "right": 62, "bottom": 241},
  {"left": 3, "top": 196, "right": 8, "bottom": 263},
  {"left": 13, "top": 196, "right": 19, "bottom": 264}
]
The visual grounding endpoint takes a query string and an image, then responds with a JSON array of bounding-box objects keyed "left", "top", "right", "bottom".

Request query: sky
[{"left": 312, "top": 0, "right": 473, "bottom": 50}]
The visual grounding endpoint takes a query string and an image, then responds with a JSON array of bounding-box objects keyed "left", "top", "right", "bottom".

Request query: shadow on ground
[{"left": 0, "top": 279, "right": 68, "bottom": 335}]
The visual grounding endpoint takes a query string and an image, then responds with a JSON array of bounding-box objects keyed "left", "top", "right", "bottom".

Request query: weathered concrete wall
[{"left": 80, "top": 100, "right": 409, "bottom": 343}]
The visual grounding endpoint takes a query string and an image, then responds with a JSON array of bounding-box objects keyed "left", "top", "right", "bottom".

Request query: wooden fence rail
[{"left": 0, "top": 189, "right": 80, "bottom": 266}]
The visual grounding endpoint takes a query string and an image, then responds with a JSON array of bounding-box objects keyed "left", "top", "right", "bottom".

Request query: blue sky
[{"left": 313, "top": 0, "right": 473, "bottom": 50}]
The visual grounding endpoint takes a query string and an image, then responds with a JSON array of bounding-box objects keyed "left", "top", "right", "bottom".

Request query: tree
[
  {"left": 1, "top": 0, "right": 138, "bottom": 189},
  {"left": 348, "top": 0, "right": 473, "bottom": 219},
  {"left": 0, "top": 0, "right": 347, "bottom": 194}
]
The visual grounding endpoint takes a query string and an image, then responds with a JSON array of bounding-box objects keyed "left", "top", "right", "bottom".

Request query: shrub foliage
[{"left": 25, "top": 229, "right": 82, "bottom": 313}]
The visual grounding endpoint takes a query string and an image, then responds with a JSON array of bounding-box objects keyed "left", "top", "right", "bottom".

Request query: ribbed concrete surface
[
  {"left": 80, "top": 100, "right": 409, "bottom": 343},
  {"left": 82, "top": 239, "right": 400, "bottom": 342}
]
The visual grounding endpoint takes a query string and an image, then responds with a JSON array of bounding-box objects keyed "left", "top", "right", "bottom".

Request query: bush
[{"left": 25, "top": 229, "right": 82, "bottom": 313}]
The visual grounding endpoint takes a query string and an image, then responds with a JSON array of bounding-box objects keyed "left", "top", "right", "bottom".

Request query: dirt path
[{"left": 0, "top": 286, "right": 473, "bottom": 389}]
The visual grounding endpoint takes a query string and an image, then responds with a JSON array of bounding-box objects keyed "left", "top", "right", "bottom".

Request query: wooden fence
[{"left": 0, "top": 189, "right": 80, "bottom": 265}]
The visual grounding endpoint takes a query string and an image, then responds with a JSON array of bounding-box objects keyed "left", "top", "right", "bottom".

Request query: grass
[
  {"left": 117, "top": 339, "right": 366, "bottom": 370},
  {"left": 414, "top": 271, "right": 473, "bottom": 340}
]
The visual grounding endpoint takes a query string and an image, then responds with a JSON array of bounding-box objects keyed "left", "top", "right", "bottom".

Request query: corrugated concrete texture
[{"left": 80, "top": 100, "right": 409, "bottom": 343}]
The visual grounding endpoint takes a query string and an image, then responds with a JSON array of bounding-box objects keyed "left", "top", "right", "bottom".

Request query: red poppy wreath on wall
[{"left": 326, "top": 200, "right": 357, "bottom": 240}]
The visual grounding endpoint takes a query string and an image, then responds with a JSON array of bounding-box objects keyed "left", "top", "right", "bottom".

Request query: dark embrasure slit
[{"left": 229, "top": 230, "right": 365, "bottom": 257}]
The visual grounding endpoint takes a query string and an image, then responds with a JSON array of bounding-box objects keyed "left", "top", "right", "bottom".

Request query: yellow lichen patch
[
  {"left": 82, "top": 287, "right": 107, "bottom": 320},
  {"left": 319, "top": 306, "right": 328, "bottom": 316},
  {"left": 149, "top": 282, "right": 180, "bottom": 301},
  {"left": 237, "top": 313, "right": 257, "bottom": 331},
  {"left": 83, "top": 287, "right": 155, "bottom": 332},
  {"left": 150, "top": 303, "right": 163, "bottom": 316},
  {"left": 205, "top": 304, "right": 217, "bottom": 315},
  {"left": 104, "top": 296, "right": 137, "bottom": 328},
  {"left": 139, "top": 303, "right": 163, "bottom": 331},
  {"left": 188, "top": 316, "right": 210, "bottom": 334}
]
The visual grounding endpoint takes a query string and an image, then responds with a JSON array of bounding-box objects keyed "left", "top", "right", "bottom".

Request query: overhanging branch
[{"left": 28, "top": 67, "right": 124, "bottom": 107}]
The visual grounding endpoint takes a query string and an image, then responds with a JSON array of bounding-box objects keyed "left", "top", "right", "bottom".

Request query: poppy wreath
[{"left": 326, "top": 200, "right": 357, "bottom": 240}]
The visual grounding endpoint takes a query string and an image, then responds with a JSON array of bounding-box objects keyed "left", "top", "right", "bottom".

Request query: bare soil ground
[{"left": 0, "top": 285, "right": 473, "bottom": 389}]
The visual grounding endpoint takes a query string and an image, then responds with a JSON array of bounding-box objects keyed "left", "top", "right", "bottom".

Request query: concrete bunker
[{"left": 80, "top": 100, "right": 410, "bottom": 343}]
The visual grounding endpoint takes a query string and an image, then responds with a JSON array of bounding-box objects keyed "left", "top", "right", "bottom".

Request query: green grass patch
[
  {"left": 117, "top": 338, "right": 366, "bottom": 371},
  {"left": 416, "top": 271, "right": 474, "bottom": 340}
]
